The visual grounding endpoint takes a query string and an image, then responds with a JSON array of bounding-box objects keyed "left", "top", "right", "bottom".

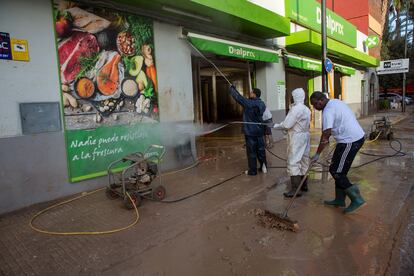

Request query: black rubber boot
[
  {"left": 343, "top": 185, "right": 366, "bottom": 214},
  {"left": 300, "top": 175, "right": 308, "bottom": 192},
  {"left": 284, "top": 176, "right": 302, "bottom": 198},
  {"left": 324, "top": 188, "right": 346, "bottom": 207}
]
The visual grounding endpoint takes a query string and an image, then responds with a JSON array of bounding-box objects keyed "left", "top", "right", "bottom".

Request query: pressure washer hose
[
  {"left": 30, "top": 190, "right": 139, "bottom": 235},
  {"left": 187, "top": 40, "right": 233, "bottom": 86}
]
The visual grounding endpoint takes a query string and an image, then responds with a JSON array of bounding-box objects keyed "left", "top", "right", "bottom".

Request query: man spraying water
[{"left": 229, "top": 85, "right": 267, "bottom": 176}]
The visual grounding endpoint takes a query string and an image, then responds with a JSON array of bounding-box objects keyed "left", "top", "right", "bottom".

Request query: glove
[
  {"left": 310, "top": 153, "right": 320, "bottom": 163},
  {"left": 273, "top": 123, "right": 282, "bottom": 129}
]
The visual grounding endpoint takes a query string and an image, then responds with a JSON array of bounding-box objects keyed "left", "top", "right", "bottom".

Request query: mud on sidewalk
[{"left": 0, "top": 112, "right": 414, "bottom": 275}]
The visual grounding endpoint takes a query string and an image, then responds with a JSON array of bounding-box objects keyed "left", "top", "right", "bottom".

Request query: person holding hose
[
  {"left": 273, "top": 88, "right": 311, "bottom": 198},
  {"left": 310, "top": 91, "right": 366, "bottom": 214},
  {"left": 229, "top": 85, "right": 267, "bottom": 176}
]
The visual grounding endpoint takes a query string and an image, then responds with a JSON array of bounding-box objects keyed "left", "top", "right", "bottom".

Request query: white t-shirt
[{"left": 322, "top": 99, "right": 365, "bottom": 143}]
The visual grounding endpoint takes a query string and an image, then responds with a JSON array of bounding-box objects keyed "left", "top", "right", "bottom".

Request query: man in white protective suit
[{"left": 273, "top": 88, "right": 311, "bottom": 198}]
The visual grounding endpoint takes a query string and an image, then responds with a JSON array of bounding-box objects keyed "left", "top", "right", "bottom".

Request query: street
[{"left": 1, "top": 108, "right": 413, "bottom": 276}]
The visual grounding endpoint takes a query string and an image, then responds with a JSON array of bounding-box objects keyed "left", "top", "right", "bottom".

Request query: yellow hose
[
  {"left": 365, "top": 131, "right": 382, "bottom": 144},
  {"left": 29, "top": 158, "right": 205, "bottom": 235},
  {"left": 29, "top": 189, "right": 139, "bottom": 236}
]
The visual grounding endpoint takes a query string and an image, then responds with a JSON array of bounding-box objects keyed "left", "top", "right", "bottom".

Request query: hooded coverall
[{"left": 274, "top": 88, "right": 311, "bottom": 195}]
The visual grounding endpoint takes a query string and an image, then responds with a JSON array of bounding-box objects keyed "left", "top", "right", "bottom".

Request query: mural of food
[{"left": 54, "top": 1, "right": 159, "bottom": 130}]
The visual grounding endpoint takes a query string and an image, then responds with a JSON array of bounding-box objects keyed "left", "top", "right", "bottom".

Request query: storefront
[
  {"left": 186, "top": 32, "right": 280, "bottom": 123},
  {"left": 0, "top": 0, "right": 289, "bottom": 213},
  {"left": 284, "top": 0, "right": 379, "bottom": 125}
]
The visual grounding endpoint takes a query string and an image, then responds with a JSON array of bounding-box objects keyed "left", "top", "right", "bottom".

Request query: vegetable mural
[
  {"left": 53, "top": 1, "right": 160, "bottom": 182},
  {"left": 55, "top": 1, "right": 159, "bottom": 129}
]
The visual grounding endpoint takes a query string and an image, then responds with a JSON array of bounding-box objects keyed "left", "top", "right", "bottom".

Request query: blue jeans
[{"left": 245, "top": 135, "right": 266, "bottom": 175}]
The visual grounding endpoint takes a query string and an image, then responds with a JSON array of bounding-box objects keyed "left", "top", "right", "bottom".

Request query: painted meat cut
[{"left": 58, "top": 31, "right": 99, "bottom": 83}]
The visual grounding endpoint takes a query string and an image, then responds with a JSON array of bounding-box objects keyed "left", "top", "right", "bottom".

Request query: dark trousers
[
  {"left": 329, "top": 137, "right": 365, "bottom": 189},
  {"left": 245, "top": 135, "right": 266, "bottom": 174}
]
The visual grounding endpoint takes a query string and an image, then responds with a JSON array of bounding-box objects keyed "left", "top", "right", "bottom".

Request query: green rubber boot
[
  {"left": 284, "top": 176, "right": 302, "bottom": 198},
  {"left": 343, "top": 185, "right": 366, "bottom": 214},
  {"left": 324, "top": 188, "right": 346, "bottom": 207}
]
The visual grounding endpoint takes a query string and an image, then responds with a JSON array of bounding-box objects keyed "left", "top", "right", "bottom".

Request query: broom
[{"left": 258, "top": 162, "right": 316, "bottom": 232}]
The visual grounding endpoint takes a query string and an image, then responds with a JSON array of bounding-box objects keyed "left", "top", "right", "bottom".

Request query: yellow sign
[{"left": 11, "top": 38, "right": 29, "bottom": 61}]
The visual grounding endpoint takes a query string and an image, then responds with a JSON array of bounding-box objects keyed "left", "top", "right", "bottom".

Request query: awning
[
  {"left": 286, "top": 54, "right": 322, "bottom": 72},
  {"left": 187, "top": 32, "right": 280, "bottom": 63},
  {"left": 116, "top": 0, "right": 290, "bottom": 39},
  {"left": 286, "top": 30, "right": 379, "bottom": 68},
  {"left": 286, "top": 54, "right": 355, "bottom": 75}
]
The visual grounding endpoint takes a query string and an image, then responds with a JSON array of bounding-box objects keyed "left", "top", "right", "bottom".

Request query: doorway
[
  {"left": 192, "top": 57, "right": 253, "bottom": 124},
  {"left": 285, "top": 69, "right": 312, "bottom": 113},
  {"left": 334, "top": 71, "right": 342, "bottom": 99},
  {"left": 369, "top": 73, "right": 376, "bottom": 113}
]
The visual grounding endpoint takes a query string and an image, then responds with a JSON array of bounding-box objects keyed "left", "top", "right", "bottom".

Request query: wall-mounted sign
[
  {"left": 324, "top": 58, "right": 333, "bottom": 73},
  {"left": 287, "top": 0, "right": 357, "bottom": 48},
  {"left": 11, "top": 38, "right": 29, "bottom": 61},
  {"left": 0, "top": 32, "right": 12, "bottom": 60},
  {"left": 365, "top": 35, "right": 379, "bottom": 48},
  {"left": 53, "top": 0, "right": 160, "bottom": 182},
  {"left": 376, "top": 58, "right": 409, "bottom": 75},
  {"left": 276, "top": 81, "right": 286, "bottom": 110}
]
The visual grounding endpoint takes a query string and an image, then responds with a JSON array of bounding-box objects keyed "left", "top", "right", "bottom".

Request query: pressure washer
[
  {"left": 105, "top": 144, "right": 167, "bottom": 209},
  {"left": 369, "top": 116, "right": 394, "bottom": 141}
]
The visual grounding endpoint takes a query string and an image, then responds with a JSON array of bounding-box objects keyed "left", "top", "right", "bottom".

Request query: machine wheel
[
  {"left": 105, "top": 187, "right": 119, "bottom": 200},
  {"left": 152, "top": 185, "right": 166, "bottom": 201},
  {"left": 387, "top": 132, "right": 394, "bottom": 141},
  {"left": 124, "top": 192, "right": 142, "bottom": 209},
  {"left": 369, "top": 132, "right": 377, "bottom": 140}
]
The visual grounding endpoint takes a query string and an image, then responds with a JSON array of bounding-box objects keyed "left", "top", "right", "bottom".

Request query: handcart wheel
[
  {"left": 387, "top": 132, "right": 394, "bottom": 141},
  {"left": 152, "top": 185, "right": 166, "bottom": 201},
  {"left": 369, "top": 132, "right": 377, "bottom": 140},
  {"left": 105, "top": 187, "right": 119, "bottom": 200},
  {"left": 124, "top": 193, "right": 142, "bottom": 209}
]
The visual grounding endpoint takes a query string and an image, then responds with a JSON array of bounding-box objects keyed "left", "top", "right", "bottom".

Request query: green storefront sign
[
  {"left": 287, "top": 55, "right": 322, "bottom": 71},
  {"left": 286, "top": 54, "right": 355, "bottom": 75},
  {"left": 287, "top": 0, "right": 357, "bottom": 47},
  {"left": 66, "top": 124, "right": 160, "bottom": 182},
  {"left": 335, "top": 65, "right": 355, "bottom": 75},
  {"left": 188, "top": 32, "right": 279, "bottom": 63}
]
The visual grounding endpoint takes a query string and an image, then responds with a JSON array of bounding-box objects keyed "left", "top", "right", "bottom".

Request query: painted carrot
[{"left": 146, "top": 65, "right": 157, "bottom": 92}]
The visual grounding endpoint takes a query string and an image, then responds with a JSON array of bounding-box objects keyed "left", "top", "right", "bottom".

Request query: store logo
[
  {"left": 0, "top": 42, "right": 9, "bottom": 50},
  {"left": 306, "top": 63, "right": 319, "bottom": 71},
  {"left": 316, "top": 7, "right": 344, "bottom": 36},
  {"left": 228, "top": 46, "right": 256, "bottom": 59}
]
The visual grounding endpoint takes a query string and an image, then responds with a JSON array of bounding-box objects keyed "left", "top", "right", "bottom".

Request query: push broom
[{"left": 258, "top": 161, "right": 316, "bottom": 232}]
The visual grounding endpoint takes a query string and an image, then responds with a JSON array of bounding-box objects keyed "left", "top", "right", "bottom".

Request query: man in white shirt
[
  {"left": 273, "top": 88, "right": 311, "bottom": 198},
  {"left": 310, "top": 92, "right": 366, "bottom": 214}
]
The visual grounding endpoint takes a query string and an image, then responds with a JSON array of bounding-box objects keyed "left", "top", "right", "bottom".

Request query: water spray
[{"left": 187, "top": 40, "right": 233, "bottom": 86}]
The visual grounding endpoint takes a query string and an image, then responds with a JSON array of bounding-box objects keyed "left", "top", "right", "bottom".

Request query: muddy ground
[{"left": 0, "top": 109, "right": 413, "bottom": 275}]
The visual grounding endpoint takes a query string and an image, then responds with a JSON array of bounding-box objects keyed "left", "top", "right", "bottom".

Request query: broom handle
[{"left": 281, "top": 163, "right": 315, "bottom": 218}]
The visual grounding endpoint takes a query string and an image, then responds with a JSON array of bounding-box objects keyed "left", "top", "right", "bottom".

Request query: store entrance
[
  {"left": 285, "top": 69, "right": 313, "bottom": 112},
  {"left": 192, "top": 56, "right": 253, "bottom": 124},
  {"left": 334, "top": 71, "right": 342, "bottom": 99}
]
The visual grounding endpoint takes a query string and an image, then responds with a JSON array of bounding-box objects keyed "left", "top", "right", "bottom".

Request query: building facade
[{"left": 0, "top": 0, "right": 379, "bottom": 214}]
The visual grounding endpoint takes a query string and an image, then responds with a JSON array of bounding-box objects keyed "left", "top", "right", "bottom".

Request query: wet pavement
[{"left": 0, "top": 108, "right": 414, "bottom": 275}]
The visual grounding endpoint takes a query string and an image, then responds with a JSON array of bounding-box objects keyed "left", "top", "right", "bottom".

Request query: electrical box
[{"left": 20, "top": 102, "right": 62, "bottom": 135}]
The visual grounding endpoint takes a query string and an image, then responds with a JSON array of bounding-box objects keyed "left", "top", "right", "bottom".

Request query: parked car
[{"left": 378, "top": 93, "right": 413, "bottom": 105}]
